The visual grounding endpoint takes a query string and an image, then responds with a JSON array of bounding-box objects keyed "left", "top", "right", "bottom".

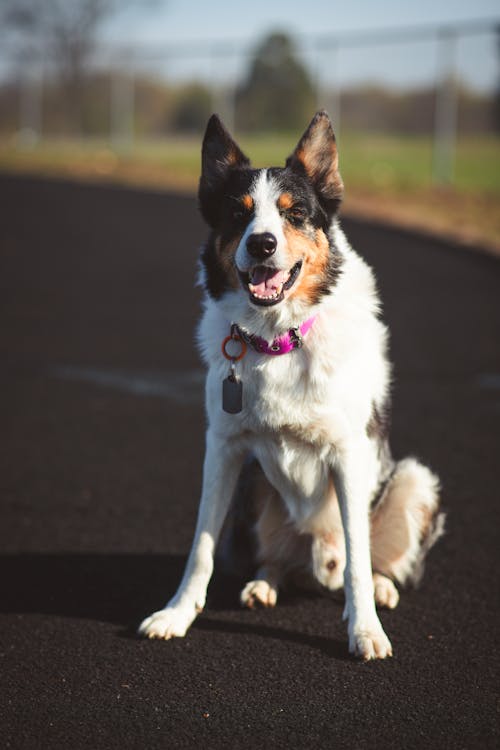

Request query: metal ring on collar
[{"left": 222, "top": 335, "right": 247, "bottom": 361}]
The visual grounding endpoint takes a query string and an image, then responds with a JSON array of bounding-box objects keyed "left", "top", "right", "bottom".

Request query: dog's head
[{"left": 198, "top": 111, "right": 344, "bottom": 316}]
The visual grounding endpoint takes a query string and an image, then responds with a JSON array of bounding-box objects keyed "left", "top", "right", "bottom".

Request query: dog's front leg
[
  {"left": 139, "top": 431, "right": 245, "bottom": 640},
  {"left": 334, "top": 440, "right": 393, "bottom": 660}
]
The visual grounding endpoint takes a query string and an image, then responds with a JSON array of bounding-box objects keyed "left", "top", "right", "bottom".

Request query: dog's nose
[{"left": 246, "top": 232, "right": 277, "bottom": 259}]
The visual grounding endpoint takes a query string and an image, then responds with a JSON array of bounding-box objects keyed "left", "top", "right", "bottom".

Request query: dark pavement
[{"left": 0, "top": 173, "right": 499, "bottom": 749}]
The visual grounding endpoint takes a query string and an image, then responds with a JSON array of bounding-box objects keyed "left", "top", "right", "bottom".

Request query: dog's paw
[
  {"left": 373, "top": 573, "right": 400, "bottom": 609},
  {"left": 349, "top": 623, "right": 393, "bottom": 661},
  {"left": 240, "top": 579, "right": 278, "bottom": 609},
  {"left": 138, "top": 605, "right": 196, "bottom": 640}
]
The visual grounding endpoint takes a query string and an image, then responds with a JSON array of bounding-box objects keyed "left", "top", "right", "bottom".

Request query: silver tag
[{"left": 222, "top": 375, "right": 243, "bottom": 414}]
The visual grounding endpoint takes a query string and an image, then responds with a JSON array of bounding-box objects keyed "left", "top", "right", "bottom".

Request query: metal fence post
[
  {"left": 110, "top": 58, "right": 135, "bottom": 150},
  {"left": 19, "top": 73, "right": 42, "bottom": 147},
  {"left": 433, "top": 28, "right": 458, "bottom": 184}
]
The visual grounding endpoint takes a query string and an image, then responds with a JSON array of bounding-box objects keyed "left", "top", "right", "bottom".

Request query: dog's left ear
[
  {"left": 199, "top": 114, "right": 250, "bottom": 227},
  {"left": 286, "top": 111, "right": 343, "bottom": 214}
]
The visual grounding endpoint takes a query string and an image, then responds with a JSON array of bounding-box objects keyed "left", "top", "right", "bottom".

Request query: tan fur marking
[
  {"left": 295, "top": 142, "right": 343, "bottom": 199},
  {"left": 280, "top": 417, "right": 335, "bottom": 447},
  {"left": 370, "top": 459, "right": 441, "bottom": 585},
  {"left": 284, "top": 226, "right": 331, "bottom": 305},
  {"left": 297, "top": 138, "right": 338, "bottom": 173},
  {"left": 241, "top": 194, "right": 254, "bottom": 211},
  {"left": 277, "top": 192, "right": 294, "bottom": 211},
  {"left": 227, "top": 146, "right": 241, "bottom": 166},
  {"left": 417, "top": 503, "right": 435, "bottom": 541},
  {"left": 295, "top": 147, "right": 307, "bottom": 168},
  {"left": 321, "top": 531, "right": 342, "bottom": 547}
]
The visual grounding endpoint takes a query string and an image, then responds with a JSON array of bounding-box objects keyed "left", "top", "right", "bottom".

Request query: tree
[
  {"left": 235, "top": 32, "right": 316, "bottom": 132},
  {"left": 170, "top": 83, "right": 212, "bottom": 134},
  {"left": 0, "top": 0, "right": 164, "bottom": 134},
  {"left": 1, "top": 1, "right": 116, "bottom": 78},
  {"left": 1, "top": 0, "right": 117, "bottom": 133}
]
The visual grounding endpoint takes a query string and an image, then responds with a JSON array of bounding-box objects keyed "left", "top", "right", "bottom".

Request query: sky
[{"left": 100, "top": 0, "right": 499, "bottom": 92}]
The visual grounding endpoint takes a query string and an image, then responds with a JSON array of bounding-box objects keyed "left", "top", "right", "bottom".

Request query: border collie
[{"left": 139, "top": 112, "right": 444, "bottom": 660}]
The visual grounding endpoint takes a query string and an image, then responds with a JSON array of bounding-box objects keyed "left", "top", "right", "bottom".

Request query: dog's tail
[{"left": 370, "top": 458, "right": 445, "bottom": 586}]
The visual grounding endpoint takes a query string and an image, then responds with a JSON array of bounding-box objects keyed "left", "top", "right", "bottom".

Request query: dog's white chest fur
[
  {"left": 242, "top": 355, "right": 334, "bottom": 521},
  {"left": 253, "top": 434, "right": 331, "bottom": 525}
]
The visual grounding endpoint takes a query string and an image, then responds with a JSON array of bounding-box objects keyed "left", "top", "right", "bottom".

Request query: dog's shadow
[
  {"left": 193, "top": 615, "right": 349, "bottom": 660},
  {"left": 0, "top": 553, "right": 348, "bottom": 659},
  {"left": 0, "top": 552, "right": 183, "bottom": 625}
]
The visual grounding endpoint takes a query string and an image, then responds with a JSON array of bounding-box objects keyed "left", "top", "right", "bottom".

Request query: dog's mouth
[{"left": 238, "top": 261, "right": 303, "bottom": 307}]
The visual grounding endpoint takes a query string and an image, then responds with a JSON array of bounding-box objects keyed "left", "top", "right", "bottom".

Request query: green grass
[
  {"left": 451, "top": 137, "right": 500, "bottom": 192},
  {"left": 1, "top": 132, "right": 498, "bottom": 193},
  {"left": 232, "top": 132, "right": 500, "bottom": 193},
  {"left": 339, "top": 133, "right": 499, "bottom": 193}
]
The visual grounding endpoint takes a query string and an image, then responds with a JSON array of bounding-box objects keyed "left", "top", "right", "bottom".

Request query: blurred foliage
[
  {"left": 169, "top": 83, "right": 213, "bottom": 133},
  {"left": 0, "top": 74, "right": 496, "bottom": 138},
  {"left": 235, "top": 32, "right": 316, "bottom": 132},
  {"left": 2, "top": 0, "right": 122, "bottom": 134},
  {"left": 0, "top": 0, "right": 166, "bottom": 135},
  {"left": 340, "top": 83, "right": 497, "bottom": 135}
]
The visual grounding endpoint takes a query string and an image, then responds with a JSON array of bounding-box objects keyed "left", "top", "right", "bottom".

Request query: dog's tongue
[{"left": 250, "top": 266, "right": 288, "bottom": 297}]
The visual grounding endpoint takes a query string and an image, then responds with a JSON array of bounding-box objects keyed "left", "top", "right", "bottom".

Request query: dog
[{"left": 139, "top": 111, "right": 444, "bottom": 659}]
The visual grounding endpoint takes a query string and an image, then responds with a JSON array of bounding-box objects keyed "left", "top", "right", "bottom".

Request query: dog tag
[{"left": 222, "top": 375, "right": 243, "bottom": 414}]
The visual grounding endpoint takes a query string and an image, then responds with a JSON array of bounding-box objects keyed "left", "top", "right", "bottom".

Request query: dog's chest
[
  {"left": 254, "top": 431, "right": 332, "bottom": 521},
  {"left": 242, "top": 351, "right": 326, "bottom": 431},
  {"left": 240, "top": 353, "right": 336, "bottom": 517}
]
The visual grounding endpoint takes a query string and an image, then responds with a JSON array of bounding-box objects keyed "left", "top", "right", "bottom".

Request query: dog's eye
[
  {"left": 287, "top": 207, "right": 307, "bottom": 225},
  {"left": 231, "top": 203, "right": 252, "bottom": 222}
]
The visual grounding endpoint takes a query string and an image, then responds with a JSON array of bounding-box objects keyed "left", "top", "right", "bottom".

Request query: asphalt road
[{"left": 1, "top": 173, "right": 499, "bottom": 750}]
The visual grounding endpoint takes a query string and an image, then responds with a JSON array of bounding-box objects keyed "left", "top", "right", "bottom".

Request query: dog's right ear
[
  {"left": 199, "top": 115, "right": 250, "bottom": 228},
  {"left": 286, "top": 111, "right": 343, "bottom": 216}
]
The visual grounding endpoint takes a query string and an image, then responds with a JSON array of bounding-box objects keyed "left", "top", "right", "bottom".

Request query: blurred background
[{"left": 0, "top": 0, "right": 499, "bottom": 249}]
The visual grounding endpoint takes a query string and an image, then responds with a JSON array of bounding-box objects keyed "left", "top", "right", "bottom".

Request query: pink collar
[{"left": 233, "top": 316, "right": 317, "bottom": 356}]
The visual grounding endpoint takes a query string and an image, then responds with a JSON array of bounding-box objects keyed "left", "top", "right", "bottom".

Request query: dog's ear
[
  {"left": 199, "top": 115, "right": 250, "bottom": 227},
  {"left": 286, "top": 111, "right": 343, "bottom": 214}
]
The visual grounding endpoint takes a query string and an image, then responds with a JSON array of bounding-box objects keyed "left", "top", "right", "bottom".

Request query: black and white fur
[{"left": 139, "top": 112, "right": 444, "bottom": 660}]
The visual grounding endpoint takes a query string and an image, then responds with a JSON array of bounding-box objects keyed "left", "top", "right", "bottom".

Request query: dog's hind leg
[
  {"left": 214, "top": 456, "right": 281, "bottom": 608},
  {"left": 239, "top": 480, "right": 286, "bottom": 610},
  {"left": 370, "top": 457, "right": 444, "bottom": 591},
  {"left": 237, "top": 459, "right": 314, "bottom": 609},
  {"left": 240, "top": 565, "right": 280, "bottom": 609},
  {"left": 372, "top": 572, "right": 400, "bottom": 609}
]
